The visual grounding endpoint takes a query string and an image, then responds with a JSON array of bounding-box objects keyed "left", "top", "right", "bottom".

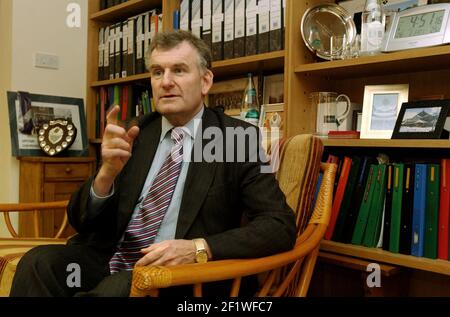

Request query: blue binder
[{"left": 411, "top": 163, "right": 427, "bottom": 257}]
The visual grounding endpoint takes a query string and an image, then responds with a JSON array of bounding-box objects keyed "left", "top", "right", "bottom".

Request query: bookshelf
[
  {"left": 285, "top": 1, "right": 450, "bottom": 295},
  {"left": 86, "top": 0, "right": 287, "bottom": 148},
  {"left": 86, "top": 0, "right": 449, "bottom": 295},
  {"left": 322, "top": 139, "right": 450, "bottom": 149},
  {"left": 321, "top": 240, "right": 450, "bottom": 277}
]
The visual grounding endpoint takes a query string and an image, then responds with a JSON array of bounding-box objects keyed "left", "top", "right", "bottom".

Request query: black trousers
[
  {"left": 10, "top": 244, "right": 132, "bottom": 297},
  {"left": 10, "top": 244, "right": 258, "bottom": 297}
]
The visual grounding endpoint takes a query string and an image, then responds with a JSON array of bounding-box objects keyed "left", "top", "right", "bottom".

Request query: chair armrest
[{"left": 0, "top": 201, "right": 69, "bottom": 238}]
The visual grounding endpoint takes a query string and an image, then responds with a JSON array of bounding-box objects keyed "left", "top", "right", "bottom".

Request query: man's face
[{"left": 149, "top": 41, "right": 213, "bottom": 126}]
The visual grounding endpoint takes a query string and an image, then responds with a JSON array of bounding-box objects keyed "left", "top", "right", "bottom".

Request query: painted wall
[{"left": 0, "top": 0, "right": 88, "bottom": 237}]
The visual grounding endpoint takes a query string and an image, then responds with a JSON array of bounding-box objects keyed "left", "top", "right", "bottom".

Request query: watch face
[{"left": 196, "top": 251, "right": 208, "bottom": 263}]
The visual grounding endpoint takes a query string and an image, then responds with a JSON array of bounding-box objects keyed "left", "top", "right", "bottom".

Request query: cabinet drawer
[{"left": 45, "top": 163, "right": 91, "bottom": 180}]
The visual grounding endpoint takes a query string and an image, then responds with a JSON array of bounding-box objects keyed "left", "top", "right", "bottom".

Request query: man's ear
[{"left": 201, "top": 69, "right": 214, "bottom": 96}]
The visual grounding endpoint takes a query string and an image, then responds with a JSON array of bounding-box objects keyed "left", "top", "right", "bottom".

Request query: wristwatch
[{"left": 193, "top": 238, "right": 208, "bottom": 263}]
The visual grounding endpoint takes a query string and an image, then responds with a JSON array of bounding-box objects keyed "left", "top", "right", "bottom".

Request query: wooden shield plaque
[{"left": 38, "top": 119, "right": 77, "bottom": 156}]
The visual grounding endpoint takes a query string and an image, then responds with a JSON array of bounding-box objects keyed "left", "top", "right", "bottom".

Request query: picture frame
[
  {"left": 360, "top": 84, "right": 409, "bottom": 139},
  {"left": 259, "top": 103, "right": 284, "bottom": 131},
  {"left": 263, "top": 74, "right": 284, "bottom": 105},
  {"left": 259, "top": 103, "right": 284, "bottom": 152},
  {"left": 391, "top": 99, "right": 450, "bottom": 139},
  {"left": 7, "top": 91, "right": 88, "bottom": 157}
]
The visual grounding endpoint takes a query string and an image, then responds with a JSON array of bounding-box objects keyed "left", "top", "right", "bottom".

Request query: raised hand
[{"left": 93, "top": 105, "right": 140, "bottom": 196}]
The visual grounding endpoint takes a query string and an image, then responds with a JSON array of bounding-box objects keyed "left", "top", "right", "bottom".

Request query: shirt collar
[{"left": 159, "top": 106, "right": 204, "bottom": 143}]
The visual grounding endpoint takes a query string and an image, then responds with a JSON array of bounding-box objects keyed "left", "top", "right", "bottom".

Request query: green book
[
  {"left": 389, "top": 163, "right": 404, "bottom": 253},
  {"left": 424, "top": 164, "right": 440, "bottom": 259},
  {"left": 363, "top": 164, "right": 387, "bottom": 248},
  {"left": 352, "top": 164, "right": 378, "bottom": 245}
]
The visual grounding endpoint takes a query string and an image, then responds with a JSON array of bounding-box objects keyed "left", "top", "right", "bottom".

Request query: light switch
[{"left": 34, "top": 53, "right": 59, "bottom": 70}]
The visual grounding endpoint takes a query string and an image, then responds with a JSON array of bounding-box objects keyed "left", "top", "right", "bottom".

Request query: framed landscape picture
[{"left": 392, "top": 99, "right": 450, "bottom": 139}]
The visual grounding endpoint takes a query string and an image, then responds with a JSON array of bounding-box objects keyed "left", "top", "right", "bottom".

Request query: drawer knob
[{"left": 65, "top": 168, "right": 72, "bottom": 174}]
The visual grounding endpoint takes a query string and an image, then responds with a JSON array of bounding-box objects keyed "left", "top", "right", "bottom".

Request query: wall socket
[{"left": 34, "top": 52, "right": 59, "bottom": 70}]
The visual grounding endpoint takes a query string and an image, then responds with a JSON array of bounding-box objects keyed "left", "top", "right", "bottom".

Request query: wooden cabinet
[
  {"left": 19, "top": 157, "right": 95, "bottom": 238},
  {"left": 285, "top": 1, "right": 450, "bottom": 295}
]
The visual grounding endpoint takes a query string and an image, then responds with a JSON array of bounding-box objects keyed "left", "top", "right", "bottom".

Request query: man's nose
[{"left": 161, "top": 71, "right": 174, "bottom": 87}]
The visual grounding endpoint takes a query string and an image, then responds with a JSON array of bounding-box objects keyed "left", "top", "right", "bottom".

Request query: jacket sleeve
[
  {"left": 67, "top": 174, "right": 120, "bottom": 235},
  {"left": 203, "top": 124, "right": 297, "bottom": 260}
]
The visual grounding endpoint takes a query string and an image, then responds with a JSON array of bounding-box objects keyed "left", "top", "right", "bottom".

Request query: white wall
[
  {"left": 0, "top": 0, "right": 87, "bottom": 237},
  {"left": 0, "top": 0, "right": 14, "bottom": 237}
]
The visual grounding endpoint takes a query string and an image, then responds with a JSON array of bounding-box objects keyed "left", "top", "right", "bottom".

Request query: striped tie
[{"left": 109, "top": 127, "right": 185, "bottom": 274}]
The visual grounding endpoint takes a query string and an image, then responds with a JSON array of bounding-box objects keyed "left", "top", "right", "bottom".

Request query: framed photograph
[
  {"left": 7, "top": 91, "right": 88, "bottom": 157},
  {"left": 360, "top": 84, "right": 409, "bottom": 139},
  {"left": 391, "top": 99, "right": 450, "bottom": 139},
  {"left": 259, "top": 103, "right": 284, "bottom": 152},
  {"left": 259, "top": 103, "right": 284, "bottom": 130},
  {"left": 263, "top": 74, "right": 284, "bottom": 105}
]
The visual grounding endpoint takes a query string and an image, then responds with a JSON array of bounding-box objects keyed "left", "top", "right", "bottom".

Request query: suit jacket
[{"left": 67, "top": 107, "right": 296, "bottom": 262}]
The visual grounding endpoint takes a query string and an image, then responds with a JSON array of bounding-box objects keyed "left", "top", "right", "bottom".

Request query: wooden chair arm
[
  {"left": 131, "top": 163, "right": 336, "bottom": 297},
  {"left": 0, "top": 200, "right": 69, "bottom": 238}
]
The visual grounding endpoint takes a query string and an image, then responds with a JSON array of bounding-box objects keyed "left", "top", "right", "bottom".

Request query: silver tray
[{"left": 301, "top": 3, "right": 356, "bottom": 60}]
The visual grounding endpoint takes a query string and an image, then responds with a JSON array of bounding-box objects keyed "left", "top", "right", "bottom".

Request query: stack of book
[
  {"left": 323, "top": 155, "right": 450, "bottom": 261},
  {"left": 97, "top": 9, "right": 163, "bottom": 81},
  {"left": 95, "top": 83, "right": 153, "bottom": 138},
  {"left": 327, "top": 131, "right": 360, "bottom": 139},
  {"left": 174, "top": 0, "right": 285, "bottom": 61}
]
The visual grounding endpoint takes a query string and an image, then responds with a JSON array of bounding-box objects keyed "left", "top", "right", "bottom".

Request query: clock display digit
[{"left": 395, "top": 10, "right": 445, "bottom": 39}]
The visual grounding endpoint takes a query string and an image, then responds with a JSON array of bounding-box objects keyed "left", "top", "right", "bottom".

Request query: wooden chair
[
  {"left": 130, "top": 134, "right": 337, "bottom": 297},
  {"left": 0, "top": 200, "right": 69, "bottom": 296}
]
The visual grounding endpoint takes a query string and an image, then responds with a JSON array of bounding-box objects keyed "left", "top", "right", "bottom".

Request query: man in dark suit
[{"left": 11, "top": 30, "right": 296, "bottom": 297}]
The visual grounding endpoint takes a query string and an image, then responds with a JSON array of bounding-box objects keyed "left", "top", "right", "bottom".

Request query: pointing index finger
[{"left": 106, "top": 105, "right": 120, "bottom": 126}]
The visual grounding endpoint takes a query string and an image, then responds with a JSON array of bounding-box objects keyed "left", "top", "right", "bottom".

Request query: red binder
[
  {"left": 438, "top": 158, "right": 450, "bottom": 260},
  {"left": 325, "top": 156, "right": 352, "bottom": 240}
]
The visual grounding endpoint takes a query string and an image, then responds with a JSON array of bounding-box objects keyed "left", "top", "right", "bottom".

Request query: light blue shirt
[{"left": 90, "top": 107, "right": 203, "bottom": 244}]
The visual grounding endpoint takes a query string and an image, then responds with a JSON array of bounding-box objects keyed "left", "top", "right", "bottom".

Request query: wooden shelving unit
[
  {"left": 321, "top": 240, "right": 450, "bottom": 277},
  {"left": 294, "top": 46, "right": 450, "bottom": 79},
  {"left": 212, "top": 50, "right": 285, "bottom": 79},
  {"left": 90, "top": 73, "right": 152, "bottom": 87},
  {"left": 285, "top": 0, "right": 450, "bottom": 296},
  {"left": 321, "top": 139, "right": 450, "bottom": 148},
  {"left": 90, "top": 0, "right": 162, "bottom": 22}
]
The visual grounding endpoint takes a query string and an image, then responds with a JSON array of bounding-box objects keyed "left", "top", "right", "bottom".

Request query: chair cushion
[
  {"left": 0, "top": 238, "right": 66, "bottom": 296},
  {"left": 276, "top": 134, "right": 324, "bottom": 234}
]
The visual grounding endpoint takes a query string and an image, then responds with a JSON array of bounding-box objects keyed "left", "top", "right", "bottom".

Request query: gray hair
[{"left": 145, "top": 30, "right": 212, "bottom": 73}]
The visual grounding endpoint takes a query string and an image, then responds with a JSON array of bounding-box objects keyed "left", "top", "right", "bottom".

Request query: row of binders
[
  {"left": 100, "top": 0, "right": 129, "bottom": 10},
  {"left": 98, "top": 10, "right": 163, "bottom": 81},
  {"left": 175, "top": 0, "right": 286, "bottom": 61},
  {"left": 323, "top": 155, "right": 450, "bottom": 261},
  {"left": 95, "top": 84, "right": 154, "bottom": 138}
]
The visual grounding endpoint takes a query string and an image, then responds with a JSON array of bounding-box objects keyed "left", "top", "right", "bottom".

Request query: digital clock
[{"left": 382, "top": 3, "right": 450, "bottom": 52}]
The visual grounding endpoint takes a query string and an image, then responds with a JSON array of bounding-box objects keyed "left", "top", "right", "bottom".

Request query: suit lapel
[
  {"left": 116, "top": 115, "right": 162, "bottom": 236},
  {"left": 176, "top": 108, "right": 218, "bottom": 238}
]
